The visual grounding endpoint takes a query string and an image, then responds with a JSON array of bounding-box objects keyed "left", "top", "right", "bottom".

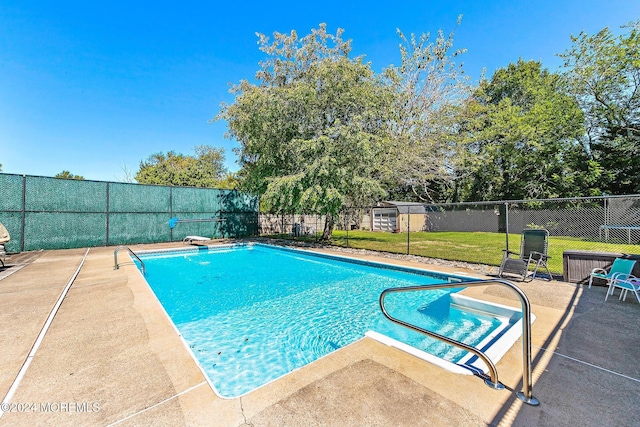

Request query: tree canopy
[
  {"left": 219, "top": 23, "right": 477, "bottom": 237},
  {"left": 218, "top": 24, "right": 397, "bottom": 238},
  {"left": 560, "top": 20, "right": 640, "bottom": 194},
  {"left": 383, "top": 18, "right": 478, "bottom": 203},
  {"left": 215, "top": 19, "right": 639, "bottom": 229},
  {"left": 135, "top": 145, "right": 229, "bottom": 188},
  {"left": 55, "top": 171, "right": 85, "bottom": 180},
  {"left": 462, "top": 60, "right": 592, "bottom": 201}
]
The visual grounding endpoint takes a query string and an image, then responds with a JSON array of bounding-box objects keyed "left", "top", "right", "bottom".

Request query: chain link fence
[
  {"left": 259, "top": 214, "right": 327, "bottom": 237},
  {"left": 424, "top": 196, "right": 640, "bottom": 246},
  {"left": 259, "top": 195, "right": 640, "bottom": 280},
  {"left": 7, "top": 171, "right": 636, "bottom": 281},
  {"left": 0, "top": 173, "right": 259, "bottom": 253}
]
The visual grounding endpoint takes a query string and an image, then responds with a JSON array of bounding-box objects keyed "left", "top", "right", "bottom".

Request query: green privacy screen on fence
[{"left": 0, "top": 173, "right": 259, "bottom": 252}]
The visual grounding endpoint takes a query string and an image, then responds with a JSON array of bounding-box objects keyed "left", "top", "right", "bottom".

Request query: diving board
[{"left": 183, "top": 235, "right": 212, "bottom": 245}]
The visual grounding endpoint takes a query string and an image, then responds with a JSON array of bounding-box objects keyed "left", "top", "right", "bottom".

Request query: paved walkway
[{"left": 0, "top": 243, "right": 638, "bottom": 426}]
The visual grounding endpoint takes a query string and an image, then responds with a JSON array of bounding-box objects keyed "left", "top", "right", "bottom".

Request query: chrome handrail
[
  {"left": 379, "top": 278, "right": 539, "bottom": 406},
  {"left": 114, "top": 246, "right": 145, "bottom": 274}
]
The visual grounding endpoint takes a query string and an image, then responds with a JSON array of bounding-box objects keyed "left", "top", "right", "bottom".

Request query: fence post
[
  {"left": 256, "top": 195, "right": 261, "bottom": 237},
  {"left": 20, "top": 174, "right": 26, "bottom": 252},
  {"left": 106, "top": 182, "right": 110, "bottom": 246},
  {"left": 345, "top": 210, "right": 349, "bottom": 248},
  {"left": 407, "top": 210, "right": 410, "bottom": 255},
  {"left": 505, "top": 202, "right": 510, "bottom": 252},
  {"left": 169, "top": 187, "right": 173, "bottom": 242}
]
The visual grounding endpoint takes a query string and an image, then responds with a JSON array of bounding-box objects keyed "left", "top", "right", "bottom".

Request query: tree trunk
[{"left": 322, "top": 214, "right": 335, "bottom": 241}]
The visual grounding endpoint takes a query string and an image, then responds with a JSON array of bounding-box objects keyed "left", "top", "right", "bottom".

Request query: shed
[{"left": 369, "top": 201, "right": 427, "bottom": 232}]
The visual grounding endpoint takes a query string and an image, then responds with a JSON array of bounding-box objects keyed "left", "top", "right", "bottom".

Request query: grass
[{"left": 322, "top": 230, "right": 640, "bottom": 274}]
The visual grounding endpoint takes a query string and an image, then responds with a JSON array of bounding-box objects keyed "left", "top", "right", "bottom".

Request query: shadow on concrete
[{"left": 490, "top": 283, "right": 640, "bottom": 426}]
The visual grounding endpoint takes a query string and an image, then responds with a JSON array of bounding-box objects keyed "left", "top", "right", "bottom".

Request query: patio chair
[
  {"left": 606, "top": 275, "right": 640, "bottom": 303},
  {"left": 498, "top": 229, "right": 552, "bottom": 282},
  {"left": 0, "top": 222, "right": 10, "bottom": 267},
  {"left": 588, "top": 258, "right": 636, "bottom": 289}
]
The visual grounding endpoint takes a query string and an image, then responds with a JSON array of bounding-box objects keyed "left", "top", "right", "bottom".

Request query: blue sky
[{"left": 1, "top": 1, "right": 638, "bottom": 182}]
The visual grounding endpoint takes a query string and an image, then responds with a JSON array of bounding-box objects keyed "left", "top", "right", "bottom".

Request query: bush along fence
[
  {"left": 259, "top": 195, "right": 640, "bottom": 275},
  {"left": 0, "top": 173, "right": 259, "bottom": 253}
]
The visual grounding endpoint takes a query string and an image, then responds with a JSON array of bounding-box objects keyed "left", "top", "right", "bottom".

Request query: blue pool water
[{"left": 138, "top": 244, "right": 503, "bottom": 398}]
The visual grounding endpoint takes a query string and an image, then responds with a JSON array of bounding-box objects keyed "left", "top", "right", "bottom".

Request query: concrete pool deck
[{"left": 0, "top": 242, "right": 639, "bottom": 426}]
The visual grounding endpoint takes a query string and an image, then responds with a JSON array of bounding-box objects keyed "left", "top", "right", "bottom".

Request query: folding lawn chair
[
  {"left": 498, "top": 229, "right": 552, "bottom": 282},
  {"left": 0, "top": 222, "right": 10, "bottom": 267}
]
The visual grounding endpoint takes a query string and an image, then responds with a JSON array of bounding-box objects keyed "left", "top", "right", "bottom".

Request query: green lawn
[{"left": 324, "top": 230, "right": 640, "bottom": 274}]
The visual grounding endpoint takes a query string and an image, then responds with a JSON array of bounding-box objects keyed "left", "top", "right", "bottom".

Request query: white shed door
[{"left": 373, "top": 209, "right": 397, "bottom": 231}]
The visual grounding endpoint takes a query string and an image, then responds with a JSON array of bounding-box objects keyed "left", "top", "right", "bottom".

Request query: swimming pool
[{"left": 137, "top": 243, "right": 526, "bottom": 398}]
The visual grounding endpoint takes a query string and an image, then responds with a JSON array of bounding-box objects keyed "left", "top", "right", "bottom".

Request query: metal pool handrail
[
  {"left": 113, "top": 245, "right": 145, "bottom": 274},
  {"left": 379, "top": 278, "right": 539, "bottom": 406}
]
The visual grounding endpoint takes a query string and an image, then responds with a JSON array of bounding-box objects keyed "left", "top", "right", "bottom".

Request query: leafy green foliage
[
  {"left": 560, "top": 20, "right": 640, "bottom": 194},
  {"left": 216, "top": 172, "right": 240, "bottom": 190},
  {"left": 219, "top": 22, "right": 477, "bottom": 240},
  {"left": 463, "top": 60, "right": 592, "bottom": 201},
  {"left": 219, "top": 20, "right": 638, "bottom": 223},
  {"left": 218, "top": 24, "right": 396, "bottom": 238},
  {"left": 383, "top": 17, "right": 479, "bottom": 203},
  {"left": 135, "top": 145, "right": 227, "bottom": 188},
  {"left": 55, "top": 170, "right": 85, "bottom": 180}
]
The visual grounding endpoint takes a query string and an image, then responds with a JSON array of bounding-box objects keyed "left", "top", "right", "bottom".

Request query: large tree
[
  {"left": 559, "top": 21, "right": 640, "bottom": 195},
  {"left": 383, "top": 18, "right": 479, "bottom": 203},
  {"left": 135, "top": 145, "right": 228, "bottom": 188},
  {"left": 218, "top": 24, "right": 395, "bottom": 239},
  {"left": 463, "top": 60, "right": 593, "bottom": 201}
]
